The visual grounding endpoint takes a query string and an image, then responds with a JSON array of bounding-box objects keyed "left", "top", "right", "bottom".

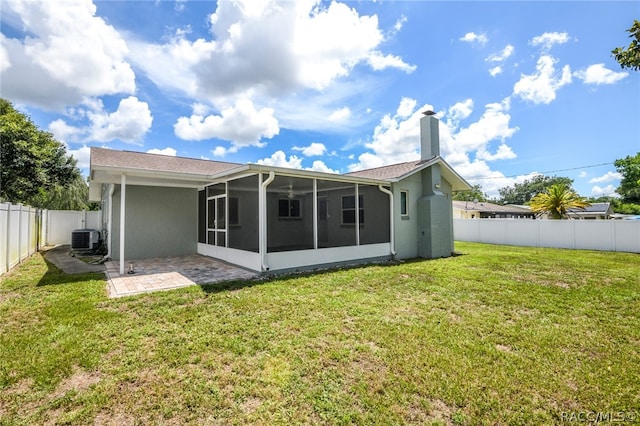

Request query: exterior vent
[{"left": 71, "top": 229, "right": 101, "bottom": 251}]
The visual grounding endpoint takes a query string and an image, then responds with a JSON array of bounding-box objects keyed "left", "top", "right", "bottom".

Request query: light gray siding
[{"left": 111, "top": 185, "right": 198, "bottom": 260}]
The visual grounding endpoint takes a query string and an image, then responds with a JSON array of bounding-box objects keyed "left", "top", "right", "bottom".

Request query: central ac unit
[{"left": 71, "top": 229, "right": 101, "bottom": 251}]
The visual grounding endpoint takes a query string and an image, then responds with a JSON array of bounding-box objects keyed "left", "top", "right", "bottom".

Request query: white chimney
[{"left": 420, "top": 111, "right": 440, "bottom": 160}]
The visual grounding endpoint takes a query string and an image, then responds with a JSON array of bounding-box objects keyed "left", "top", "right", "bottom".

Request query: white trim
[
  {"left": 197, "top": 243, "right": 261, "bottom": 272},
  {"left": 119, "top": 174, "right": 126, "bottom": 275},
  {"left": 265, "top": 243, "right": 391, "bottom": 271},
  {"left": 378, "top": 185, "right": 396, "bottom": 256},
  {"left": 313, "top": 179, "right": 318, "bottom": 250},
  {"left": 355, "top": 184, "right": 360, "bottom": 246}
]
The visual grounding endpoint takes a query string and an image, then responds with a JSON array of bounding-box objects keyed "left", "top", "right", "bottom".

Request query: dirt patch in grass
[
  {"left": 93, "top": 410, "right": 136, "bottom": 426},
  {"left": 51, "top": 367, "right": 102, "bottom": 399},
  {"left": 241, "top": 396, "right": 263, "bottom": 414},
  {"left": 0, "top": 291, "right": 21, "bottom": 303},
  {"left": 4, "top": 377, "right": 34, "bottom": 396}
]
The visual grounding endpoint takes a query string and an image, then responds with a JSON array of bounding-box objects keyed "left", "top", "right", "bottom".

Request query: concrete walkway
[
  {"left": 43, "top": 245, "right": 106, "bottom": 274},
  {"left": 44, "top": 246, "right": 257, "bottom": 298}
]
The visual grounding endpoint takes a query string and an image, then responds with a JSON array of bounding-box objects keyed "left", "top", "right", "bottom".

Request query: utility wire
[{"left": 470, "top": 162, "right": 614, "bottom": 180}]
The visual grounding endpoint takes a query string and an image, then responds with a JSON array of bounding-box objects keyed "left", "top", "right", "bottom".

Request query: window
[
  {"left": 400, "top": 190, "right": 409, "bottom": 217},
  {"left": 278, "top": 199, "right": 301, "bottom": 218},
  {"left": 342, "top": 195, "right": 364, "bottom": 224}
]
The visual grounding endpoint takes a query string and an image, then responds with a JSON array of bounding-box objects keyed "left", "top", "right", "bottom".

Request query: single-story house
[
  {"left": 89, "top": 113, "right": 471, "bottom": 274},
  {"left": 567, "top": 202, "right": 613, "bottom": 220},
  {"left": 452, "top": 200, "right": 535, "bottom": 219}
]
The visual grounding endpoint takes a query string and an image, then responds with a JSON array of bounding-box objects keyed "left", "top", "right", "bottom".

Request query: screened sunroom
[{"left": 197, "top": 168, "right": 393, "bottom": 273}]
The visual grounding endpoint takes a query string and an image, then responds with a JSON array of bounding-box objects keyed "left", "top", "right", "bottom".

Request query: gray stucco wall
[
  {"left": 393, "top": 174, "right": 422, "bottom": 259},
  {"left": 393, "top": 167, "right": 455, "bottom": 260},
  {"left": 110, "top": 185, "right": 198, "bottom": 260}
]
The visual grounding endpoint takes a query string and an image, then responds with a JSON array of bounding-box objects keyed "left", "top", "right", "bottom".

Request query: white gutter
[
  {"left": 378, "top": 185, "right": 396, "bottom": 256},
  {"left": 260, "top": 171, "right": 275, "bottom": 271}
]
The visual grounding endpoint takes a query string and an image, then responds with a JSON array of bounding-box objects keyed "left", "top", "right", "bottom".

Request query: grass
[{"left": 1, "top": 242, "right": 639, "bottom": 425}]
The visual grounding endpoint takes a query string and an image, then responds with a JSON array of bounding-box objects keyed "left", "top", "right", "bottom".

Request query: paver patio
[{"left": 105, "top": 254, "right": 257, "bottom": 298}]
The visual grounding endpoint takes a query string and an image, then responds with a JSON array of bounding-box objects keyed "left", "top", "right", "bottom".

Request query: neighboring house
[
  {"left": 89, "top": 113, "right": 471, "bottom": 274},
  {"left": 452, "top": 200, "right": 535, "bottom": 219},
  {"left": 567, "top": 203, "right": 614, "bottom": 220}
]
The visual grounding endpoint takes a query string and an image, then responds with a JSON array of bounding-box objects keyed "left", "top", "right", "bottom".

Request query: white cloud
[
  {"left": 530, "top": 32, "right": 570, "bottom": 50},
  {"left": 256, "top": 150, "right": 303, "bottom": 169},
  {"left": 1, "top": 0, "right": 135, "bottom": 108},
  {"left": 397, "top": 97, "right": 417, "bottom": 119},
  {"left": 147, "top": 147, "right": 177, "bottom": 156},
  {"left": 578, "top": 171, "right": 588, "bottom": 178},
  {"left": 459, "top": 32, "right": 488, "bottom": 46},
  {"left": 590, "top": 171, "right": 622, "bottom": 183},
  {"left": 574, "top": 64, "right": 628, "bottom": 85},
  {"left": 591, "top": 184, "right": 618, "bottom": 197},
  {"left": 49, "top": 118, "right": 84, "bottom": 144},
  {"left": 128, "top": 0, "right": 412, "bottom": 102},
  {"left": 447, "top": 99, "right": 473, "bottom": 123},
  {"left": 174, "top": 99, "right": 279, "bottom": 150},
  {"left": 89, "top": 96, "right": 153, "bottom": 143},
  {"left": 0, "top": 39, "right": 10, "bottom": 72},
  {"left": 292, "top": 142, "right": 327, "bottom": 157},
  {"left": 513, "top": 55, "right": 572, "bottom": 104},
  {"left": 393, "top": 15, "right": 407, "bottom": 33},
  {"left": 367, "top": 51, "right": 417, "bottom": 73},
  {"left": 48, "top": 96, "right": 153, "bottom": 144},
  {"left": 443, "top": 98, "right": 517, "bottom": 158},
  {"left": 348, "top": 96, "right": 521, "bottom": 198},
  {"left": 486, "top": 45, "right": 514, "bottom": 62},
  {"left": 328, "top": 107, "right": 352, "bottom": 122},
  {"left": 489, "top": 66, "right": 503, "bottom": 77},
  {"left": 308, "top": 160, "right": 338, "bottom": 174},
  {"left": 65, "top": 144, "right": 92, "bottom": 169},
  {"left": 476, "top": 144, "right": 517, "bottom": 161}
]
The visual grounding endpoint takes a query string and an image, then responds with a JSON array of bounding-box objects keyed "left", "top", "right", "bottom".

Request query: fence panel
[
  {"left": 0, "top": 204, "right": 8, "bottom": 274},
  {"left": 1, "top": 204, "right": 101, "bottom": 275},
  {"left": 454, "top": 218, "right": 640, "bottom": 253},
  {"left": 46, "top": 210, "right": 102, "bottom": 245}
]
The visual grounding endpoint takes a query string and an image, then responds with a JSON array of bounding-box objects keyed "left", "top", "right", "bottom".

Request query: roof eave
[{"left": 390, "top": 156, "right": 472, "bottom": 191}]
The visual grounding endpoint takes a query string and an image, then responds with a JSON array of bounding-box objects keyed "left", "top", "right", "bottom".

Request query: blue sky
[{"left": 1, "top": 0, "right": 638, "bottom": 198}]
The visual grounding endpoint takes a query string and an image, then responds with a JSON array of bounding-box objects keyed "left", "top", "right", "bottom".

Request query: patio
[{"left": 105, "top": 254, "right": 257, "bottom": 298}]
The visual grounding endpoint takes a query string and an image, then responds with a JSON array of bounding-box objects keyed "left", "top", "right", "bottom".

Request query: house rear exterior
[{"left": 89, "top": 114, "right": 471, "bottom": 274}]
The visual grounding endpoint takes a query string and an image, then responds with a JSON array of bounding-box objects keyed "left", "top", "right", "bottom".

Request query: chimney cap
[{"left": 422, "top": 110, "right": 436, "bottom": 116}]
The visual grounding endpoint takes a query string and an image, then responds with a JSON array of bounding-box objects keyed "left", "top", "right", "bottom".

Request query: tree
[
  {"left": 614, "top": 153, "right": 640, "bottom": 204},
  {"left": 0, "top": 98, "right": 87, "bottom": 209},
  {"left": 529, "top": 184, "right": 591, "bottom": 219},
  {"left": 612, "top": 20, "right": 640, "bottom": 71},
  {"left": 453, "top": 184, "right": 487, "bottom": 202},
  {"left": 497, "top": 175, "right": 574, "bottom": 205}
]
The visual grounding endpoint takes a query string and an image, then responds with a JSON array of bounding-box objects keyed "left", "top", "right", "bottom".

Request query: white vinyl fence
[
  {"left": 454, "top": 218, "right": 640, "bottom": 253},
  {"left": 1, "top": 203, "right": 102, "bottom": 275},
  {"left": 46, "top": 210, "right": 101, "bottom": 245}
]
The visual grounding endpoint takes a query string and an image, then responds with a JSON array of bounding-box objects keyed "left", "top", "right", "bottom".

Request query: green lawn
[{"left": 1, "top": 243, "right": 639, "bottom": 425}]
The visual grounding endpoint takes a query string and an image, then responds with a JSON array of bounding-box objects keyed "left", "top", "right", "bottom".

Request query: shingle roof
[
  {"left": 452, "top": 200, "right": 533, "bottom": 214},
  {"left": 90, "top": 147, "right": 241, "bottom": 176},
  {"left": 346, "top": 160, "right": 426, "bottom": 180},
  {"left": 568, "top": 203, "right": 611, "bottom": 213}
]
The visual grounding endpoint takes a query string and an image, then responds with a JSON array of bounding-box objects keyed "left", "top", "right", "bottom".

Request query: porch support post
[
  {"left": 355, "top": 184, "right": 360, "bottom": 246},
  {"left": 313, "top": 179, "right": 318, "bottom": 250},
  {"left": 378, "top": 185, "right": 396, "bottom": 256},
  {"left": 119, "top": 173, "right": 126, "bottom": 275}
]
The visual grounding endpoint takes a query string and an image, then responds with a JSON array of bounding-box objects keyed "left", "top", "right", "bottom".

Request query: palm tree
[{"left": 529, "top": 184, "right": 591, "bottom": 219}]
